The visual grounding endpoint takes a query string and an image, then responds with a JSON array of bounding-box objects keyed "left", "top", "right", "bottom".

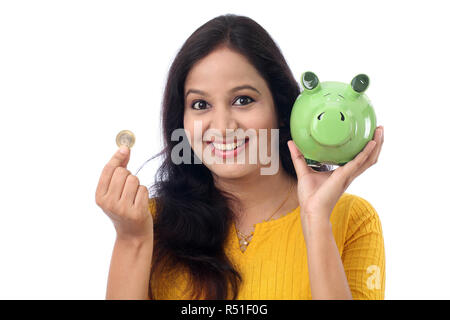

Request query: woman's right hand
[{"left": 95, "top": 146, "right": 153, "bottom": 242}]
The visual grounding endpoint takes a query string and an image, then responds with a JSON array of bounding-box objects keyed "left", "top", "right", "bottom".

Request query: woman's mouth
[{"left": 208, "top": 137, "right": 249, "bottom": 159}]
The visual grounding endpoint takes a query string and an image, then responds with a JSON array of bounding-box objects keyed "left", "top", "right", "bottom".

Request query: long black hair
[{"left": 148, "top": 13, "right": 329, "bottom": 300}]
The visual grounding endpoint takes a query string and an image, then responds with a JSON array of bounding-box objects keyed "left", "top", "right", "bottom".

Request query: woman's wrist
[
  {"left": 300, "top": 213, "right": 333, "bottom": 245},
  {"left": 115, "top": 232, "right": 153, "bottom": 248}
]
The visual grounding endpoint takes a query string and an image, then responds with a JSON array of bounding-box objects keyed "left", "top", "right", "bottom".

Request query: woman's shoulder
[
  {"left": 330, "top": 193, "right": 382, "bottom": 241},
  {"left": 345, "top": 193, "right": 382, "bottom": 233},
  {"left": 334, "top": 192, "right": 379, "bottom": 218},
  {"left": 342, "top": 192, "right": 379, "bottom": 220}
]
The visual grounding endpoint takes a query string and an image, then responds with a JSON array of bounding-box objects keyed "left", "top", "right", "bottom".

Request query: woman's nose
[{"left": 210, "top": 104, "right": 239, "bottom": 134}]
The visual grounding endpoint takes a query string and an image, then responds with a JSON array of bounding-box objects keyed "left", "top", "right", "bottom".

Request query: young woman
[{"left": 95, "top": 14, "right": 385, "bottom": 300}]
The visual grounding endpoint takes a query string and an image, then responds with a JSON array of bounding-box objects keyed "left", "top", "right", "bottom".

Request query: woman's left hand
[{"left": 287, "top": 125, "right": 384, "bottom": 223}]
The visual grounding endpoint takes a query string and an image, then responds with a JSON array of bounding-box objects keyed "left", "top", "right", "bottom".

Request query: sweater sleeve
[{"left": 341, "top": 195, "right": 386, "bottom": 300}]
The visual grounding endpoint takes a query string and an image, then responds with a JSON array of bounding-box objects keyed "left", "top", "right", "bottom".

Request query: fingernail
[{"left": 119, "top": 146, "right": 128, "bottom": 154}]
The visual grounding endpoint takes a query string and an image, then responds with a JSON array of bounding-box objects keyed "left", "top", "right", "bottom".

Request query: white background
[{"left": 0, "top": 0, "right": 449, "bottom": 299}]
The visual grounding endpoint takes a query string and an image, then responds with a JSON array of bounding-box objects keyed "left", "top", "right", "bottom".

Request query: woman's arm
[
  {"left": 106, "top": 234, "right": 154, "bottom": 300},
  {"left": 95, "top": 147, "right": 156, "bottom": 300},
  {"left": 302, "top": 214, "right": 353, "bottom": 300},
  {"left": 287, "top": 126, "right": 384, "bottom": 299}
]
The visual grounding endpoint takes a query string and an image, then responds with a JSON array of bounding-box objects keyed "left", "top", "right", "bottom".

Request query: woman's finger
[
  {"left": 351, "top": 126, "right": 384, "bottom": 178},
  {"left": 371, "top": 126, "right": 384, "bottom": 164},
  {"left": 95, "top": 147, "right": 130, "bottom": 199},
  {"left": 287, "top": 140, "right": 312, "bottom": 179},
  {"left": 120, "top": 174, "right": 140, "bottom": 205},
  {"left": 340, "top": 139, "right": 377, "bottom": 184}
]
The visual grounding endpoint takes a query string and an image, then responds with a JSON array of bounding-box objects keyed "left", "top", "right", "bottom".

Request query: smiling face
[{"left": 183, "top": 45, "right": 279, "bottom": 180}]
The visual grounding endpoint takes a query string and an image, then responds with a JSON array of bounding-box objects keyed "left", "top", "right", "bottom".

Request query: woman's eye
[
  {"left": 191, "top": 100, "right": 209, "bottom": 110},
  {"left": 191, "top": 96, "right": 254, "bottom": 110},
  {"left": 234, "top": 96, "right": 254, "bottom": 106}
]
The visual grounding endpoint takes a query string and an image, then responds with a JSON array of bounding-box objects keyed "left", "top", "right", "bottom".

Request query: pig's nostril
[
  {"left": 318, "top": 112, "right": 345, "bottom": 121},
  {"left": 318, "top": 112, "right": 325, "bottom": 120}
]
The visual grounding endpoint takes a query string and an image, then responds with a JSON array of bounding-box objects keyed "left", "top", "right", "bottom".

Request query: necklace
[{"left": 235, "top": 181, "right": 295, "bottom": 253}]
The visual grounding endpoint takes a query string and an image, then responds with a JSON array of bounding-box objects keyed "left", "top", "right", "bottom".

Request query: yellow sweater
[{"left": 148, "top": 192, "right": 385, "bottom": 300}]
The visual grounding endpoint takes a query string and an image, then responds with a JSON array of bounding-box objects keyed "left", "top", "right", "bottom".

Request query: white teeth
[{"left": 212, "top": 140, "right": 246, "bottom": 151}]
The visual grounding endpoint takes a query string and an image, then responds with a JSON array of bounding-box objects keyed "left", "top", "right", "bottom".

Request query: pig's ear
[
  {"left": 301, "top": 71, "right": 319, "bottom": 90},
  {"left": 351, "top": 74, "right": 370, "bottom": 93}
]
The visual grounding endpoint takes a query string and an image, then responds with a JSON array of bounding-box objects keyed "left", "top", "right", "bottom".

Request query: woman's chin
[{"left": 209, "top": 163, "right": 258, "bottom": 179}]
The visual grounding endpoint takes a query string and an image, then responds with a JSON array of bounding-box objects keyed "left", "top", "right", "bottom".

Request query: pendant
[
  {"left": 239, "top": 239, "right": 249, "bottom": 246},
  {"left": 238, "top": 238, "right": 249, "bottom": 252}
]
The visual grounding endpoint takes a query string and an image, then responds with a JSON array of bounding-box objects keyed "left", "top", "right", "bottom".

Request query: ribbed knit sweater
[{"left": 148, "top": 192, "right": 385, "bottom": 300}]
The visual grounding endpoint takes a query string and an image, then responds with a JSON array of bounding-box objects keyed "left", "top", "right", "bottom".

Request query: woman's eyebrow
[
  {"left": 229, "top": 85, "right": 261, "bottom": 95},
  {"left": 185, "top": 89, "right": 209, "bottom": 99},
  {"left": 185, "top": 85, "right": 261, "bottom": 99}
]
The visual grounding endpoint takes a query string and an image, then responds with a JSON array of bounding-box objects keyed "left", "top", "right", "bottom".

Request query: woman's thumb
[
  {"left": 287, "top": 140, "right": 310, "bottom": 179},
  {"left": 118, "top": 146, "right": 131, "bottom": 167}
]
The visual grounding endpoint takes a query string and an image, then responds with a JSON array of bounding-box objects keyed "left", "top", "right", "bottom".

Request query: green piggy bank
[{"left": 290, "top": 71, "right": 377, "bottom": 167}]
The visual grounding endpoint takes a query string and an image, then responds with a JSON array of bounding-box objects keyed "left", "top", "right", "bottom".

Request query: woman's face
[{"left": 183, "top": 46, "right": 279, "bottom": 179}]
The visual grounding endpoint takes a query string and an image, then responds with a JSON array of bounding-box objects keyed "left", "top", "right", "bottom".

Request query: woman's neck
[{"left": 214, "top": 168, "right": 298, "bottom": 225}]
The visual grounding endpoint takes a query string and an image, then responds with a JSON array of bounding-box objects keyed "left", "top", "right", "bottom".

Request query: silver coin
[{"left": 115, "top": 130, "right": 135, "bottom": 148}]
